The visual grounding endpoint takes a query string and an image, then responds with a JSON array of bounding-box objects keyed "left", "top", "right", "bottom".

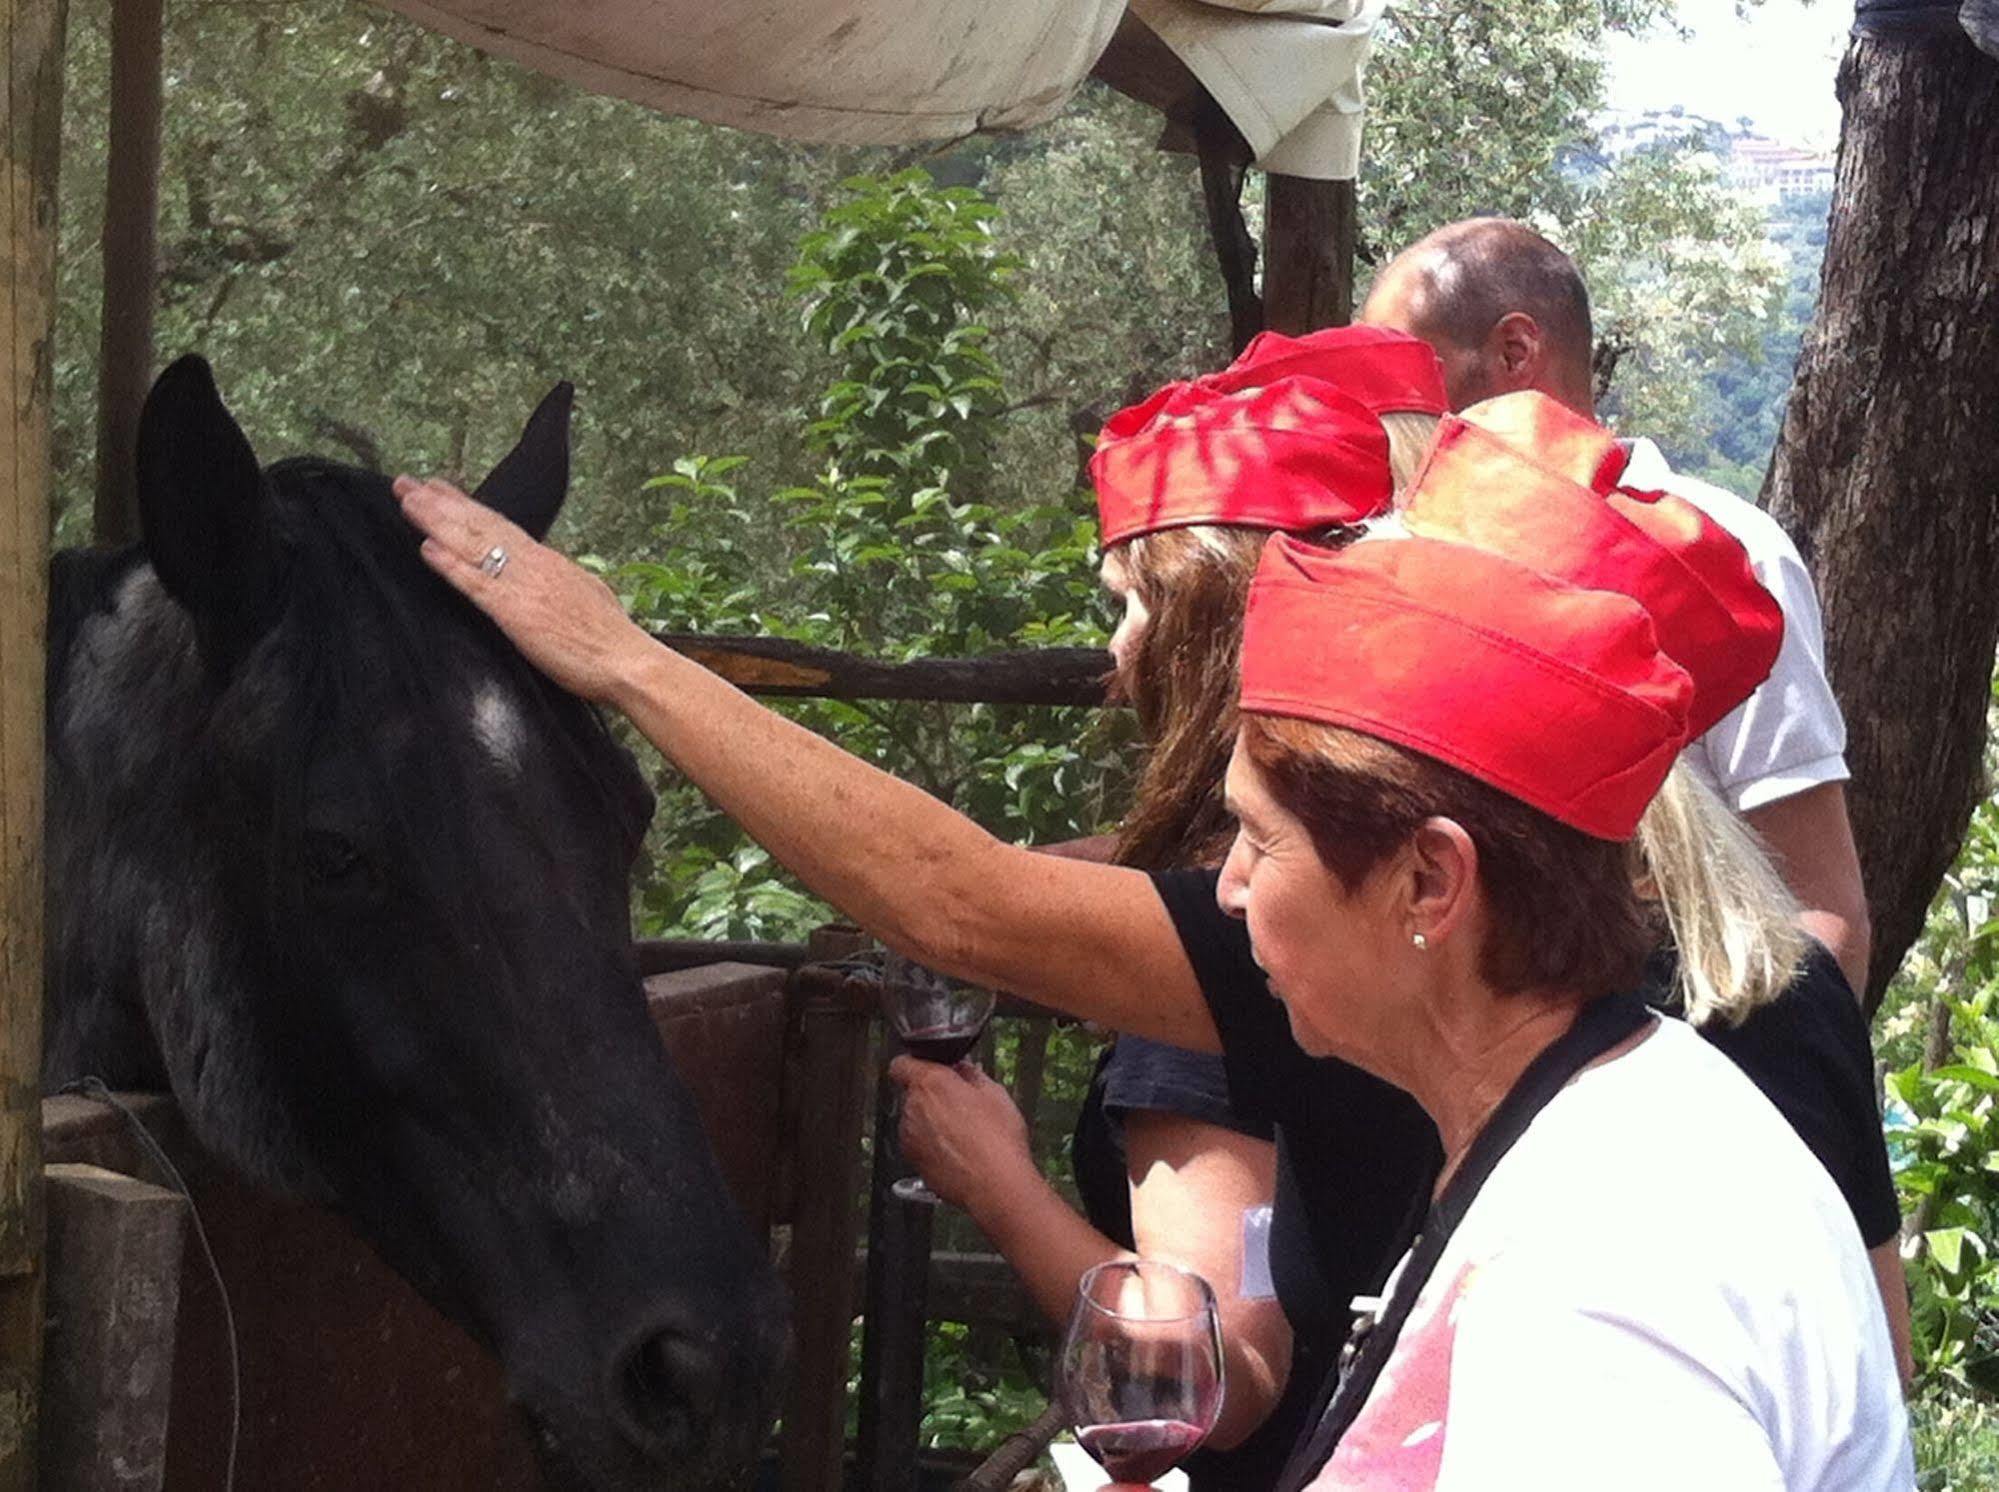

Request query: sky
[{"left": 1603, "top": 0, "right": 1851, "bottom": 148}]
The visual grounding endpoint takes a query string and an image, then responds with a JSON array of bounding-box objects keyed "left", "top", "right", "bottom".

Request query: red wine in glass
[
  {"left": 900, "top": 1026, "right": 984, "bottom": 1067},
  {"left": 1061, "top": 1259, "right": 1223, "bottom": 1486},
  {"left": 877, "top": 952, "right": 996, "bottom": 1203},
  {"left": 1077, "top": 1418, "right": 1209, "bottom": 1483}
]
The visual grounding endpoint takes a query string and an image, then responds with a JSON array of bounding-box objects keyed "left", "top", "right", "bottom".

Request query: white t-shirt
[
  {"left": 1309, "top": 1019, "right": 1912, "bottom": 1492},
  {"left": 1619, "top": 438, "right": 1849, "bottom": 813}
]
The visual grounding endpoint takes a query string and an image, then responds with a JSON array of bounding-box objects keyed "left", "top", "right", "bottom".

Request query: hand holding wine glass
[
  {"left": 877, "top": 951, "right": 996, "bottom": 1204},
  {"left": 1060, "top": 1259, "right": 1224, "bottom": 1488},
  {"left": 889, "top": 1058, "right": 1032, "bottom": 1213}
]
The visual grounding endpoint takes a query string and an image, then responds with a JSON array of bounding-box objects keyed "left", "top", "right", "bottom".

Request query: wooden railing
[{"left": 653, "top": 635, "right": 1113, "bottom": 1490}]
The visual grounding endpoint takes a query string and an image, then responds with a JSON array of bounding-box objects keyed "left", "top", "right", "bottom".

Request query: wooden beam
[
  {"left": 42, "top": 1164, "right": 188, "bottom": 1492},
  {"left": 93, "top": 0, "right": 164, "bottom": 546},
  {"left": 1261, "top": 174, "right": 1357, "bottom": 333},
  {"left": 0, "top": 0, "right": 67, "bottom": 1482},
  {"left": 1089, "top": 10, "right": 1205, "bottom": 124},
  {"left": 659, "top": 632, "right": 1111, "bottom": 707},
  {"left": 853, "top": 1064, "right": 933, "bottom": 1492}
]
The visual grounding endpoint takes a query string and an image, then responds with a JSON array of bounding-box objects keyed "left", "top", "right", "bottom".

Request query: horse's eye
[{"left": 303, "top": 829, "right": 367, "bottom": 885}]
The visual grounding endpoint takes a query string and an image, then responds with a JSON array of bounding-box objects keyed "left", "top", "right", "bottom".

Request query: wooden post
[
  {"left": 94, "top": 0, "right": 164, "bottom": 546},
  {"left": 41, "top": 1164, "right": 188, "bottom": 1492},
  {"left": 852, "top": 1063, "right": 933, "bottom": 1492},
  {"left": 778, "top": 930, "right": 873, "bottom": 1492},
  {"left": 1, "top": 0, "right": 67, "bottom": 1482},
  {"left": 1260, "top": 174, "right": 1356, "bottom": 333},
  {"left": 1192, "top": 99, "right": 1261, "bottom": 355}
]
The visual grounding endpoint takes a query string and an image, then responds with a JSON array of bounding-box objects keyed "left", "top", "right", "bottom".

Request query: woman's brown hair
[
  {"left": 1108, "top": 412, "right": 1440, "bottom": 872},
  {"left": 1110, "top": 526, "right": 1266, "bottom": 870},
  {"left": 1239, "top": 712, "right": 1659, "bottom": 997}
]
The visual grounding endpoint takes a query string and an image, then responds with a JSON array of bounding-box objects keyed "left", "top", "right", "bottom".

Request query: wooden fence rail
[{"left": 659, "top": 633, "right": 1112, "bottom": 707}]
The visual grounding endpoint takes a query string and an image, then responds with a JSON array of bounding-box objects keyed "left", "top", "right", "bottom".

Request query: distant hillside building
[{"left": 1726, "top": 135, "right": 1836, "bottom": 199}]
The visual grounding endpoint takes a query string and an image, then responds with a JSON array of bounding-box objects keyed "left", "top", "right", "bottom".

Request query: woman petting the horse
[
  {"left": 397, "top": 350, "right": 1907, "bottom": 1483},
  {"left": 887, "top": 326, "right": 1451, "bottom": 1484}
]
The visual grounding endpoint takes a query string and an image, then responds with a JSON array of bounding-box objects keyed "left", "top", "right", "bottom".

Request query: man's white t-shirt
[
  {"left": 1310, "top": 1020, "right": 1913, "bottom": 1492},
  {"left": 1619, "top": 438, "right": 1850, "bottom": 813}
]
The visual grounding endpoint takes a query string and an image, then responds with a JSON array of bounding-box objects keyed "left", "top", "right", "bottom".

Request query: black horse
[{"left": 42, "top": 357, "right": 789, "bottom": 1489}]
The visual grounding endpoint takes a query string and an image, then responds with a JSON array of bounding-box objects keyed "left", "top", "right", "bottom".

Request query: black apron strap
[{"left": 1275, "top": 992, "right": 1653, "bottom": 1492}]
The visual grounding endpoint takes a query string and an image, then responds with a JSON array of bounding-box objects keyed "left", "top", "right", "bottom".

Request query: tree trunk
[{"left": 1762, "top": 23, "right": 1999, "bottom": 1013}]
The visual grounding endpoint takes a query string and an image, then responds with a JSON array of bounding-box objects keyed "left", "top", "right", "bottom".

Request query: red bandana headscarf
[
  {"left": 1090, "top": 326, "right": 1448, "bottom": 548},
  {"left": 1401, "top": 393, "right": 1783, "bottom": 739},
  {"left": 1239, "top": 533, "right": 1694, "bottom": 841},
  {"left": 1208, "top": 325, "right": 1450, "bottom": 416},
  {"left": 1091, "top": 377, "right": 1394, "bottom": 547}
]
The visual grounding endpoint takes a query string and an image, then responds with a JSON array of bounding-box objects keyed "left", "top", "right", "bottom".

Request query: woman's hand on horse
[
  {"left": 888, "top": 1055, "right": 1034, "bottom": 1214},
  {"left": 396, "top": 476, "right": 651, "bottom": 705}
]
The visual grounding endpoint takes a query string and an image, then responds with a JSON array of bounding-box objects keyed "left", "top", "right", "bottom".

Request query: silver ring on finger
[{"left": 479, "top": 544, "right": 509, "bottom": 579}]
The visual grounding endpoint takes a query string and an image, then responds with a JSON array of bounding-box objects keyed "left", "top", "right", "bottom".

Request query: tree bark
[
  {"left": 1763, "top": 24, "right": 1999, "bottom": 1013},
  {"left": 93, "top": 0, "right": 163, "bottom": 546}
]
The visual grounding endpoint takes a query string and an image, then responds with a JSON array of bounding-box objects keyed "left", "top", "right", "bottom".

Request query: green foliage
[
  {"left": 1669, "top": 190, "right": 1832, "bottom": 496},
  {"left": 916, "top": 1321, "right": 1050, "bottom": 1452},
  {"left": 1913, "top": 1389, "right": 1999, "bottom": 1492},
  {"left": 790, "top": 170, "right": 1018, "bottom": 485},
  {"left": 614, "top": 171, "right": 1122, "bottom": 940},
  {"left": 1883, "top": 716, "right": 1999, "bottom": 1398},
  {"left": 1359, "top": 1, "right": 1782, "bottom": 452},
  {"left": 55, "top": 0, "right": 852, "bottom": 553},
  {"left": 1890, "top": 979, "right": 1999, "bottom": 1394}
]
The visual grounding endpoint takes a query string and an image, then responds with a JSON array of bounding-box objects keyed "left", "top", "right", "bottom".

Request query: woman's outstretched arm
[{"left": 397, "top": 476, "right": 1220, "bottom": 1051}]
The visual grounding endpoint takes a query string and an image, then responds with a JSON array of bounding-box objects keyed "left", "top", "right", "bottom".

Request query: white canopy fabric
[
  {"left": 383, "top": 1, "right": 1127, "bottom": 145},
  {"left": 1136, "top": 0, "right": 1382, "bottom": 179},
  {"left": 381, "top": 0, "right": 1380, "bottom": 177}
]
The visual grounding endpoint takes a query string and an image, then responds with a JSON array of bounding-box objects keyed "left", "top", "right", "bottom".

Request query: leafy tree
[
  {"left": 611, "top": 171, "right": 1121, "bottom": 941},
  {"left": 1360, "top": 0, "right": 1784, "bottom": 453},
  {"left": 55, "top": 0, "right": 852, "bottom": 552}
]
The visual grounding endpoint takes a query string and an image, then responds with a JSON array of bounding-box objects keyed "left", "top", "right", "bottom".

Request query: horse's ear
[
  {"left": 136, "top": 355, "right": 286, "bottom": 672},
  {"left": 473, "top": 382, "right": 573, "bottom": 541}
]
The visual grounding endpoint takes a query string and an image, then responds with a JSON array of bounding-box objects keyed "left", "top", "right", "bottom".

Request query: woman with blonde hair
[{"left": 1398, "top": 393, "right": 1909, "bottom": 1377}]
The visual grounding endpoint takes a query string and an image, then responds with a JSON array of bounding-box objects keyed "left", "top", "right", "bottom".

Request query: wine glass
[
  {"left": 878, "top": 950, "right": 996, "bottom": 1204},
  {"left": 1059, "top": 1259, "right": 1224, "bottom": 1487}
]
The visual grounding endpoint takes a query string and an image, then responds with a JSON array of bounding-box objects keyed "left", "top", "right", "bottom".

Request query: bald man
[
  {"left": 1362, "top": 217, "right": 1871, "bottom": 1002},
  {"left": 1361, "top": 219, "right": 1910, "bottom": 1391}
]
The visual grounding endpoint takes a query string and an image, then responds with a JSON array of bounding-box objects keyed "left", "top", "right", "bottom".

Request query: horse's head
[{"left": 87, "top": 356, "right": 787, "bottom": 1487}]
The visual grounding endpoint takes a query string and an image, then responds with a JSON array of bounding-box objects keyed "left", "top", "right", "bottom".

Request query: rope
[{"left": 57, "top": 1078, "right": 241, "bottom": 1492}]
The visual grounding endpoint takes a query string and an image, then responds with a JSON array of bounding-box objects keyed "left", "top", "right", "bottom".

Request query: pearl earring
[{"left": 1411, "top": 932, "right": 1428, "bottom": 951}]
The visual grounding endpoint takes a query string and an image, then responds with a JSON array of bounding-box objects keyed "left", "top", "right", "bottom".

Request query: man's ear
[{"left": 1489, "top": 311, "right": 1546, "bottom": 389}]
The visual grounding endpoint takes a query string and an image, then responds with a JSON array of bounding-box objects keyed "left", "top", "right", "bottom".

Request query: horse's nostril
[{"left": 611, "top": 1326, "right": 721, "bottom": 1458}]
